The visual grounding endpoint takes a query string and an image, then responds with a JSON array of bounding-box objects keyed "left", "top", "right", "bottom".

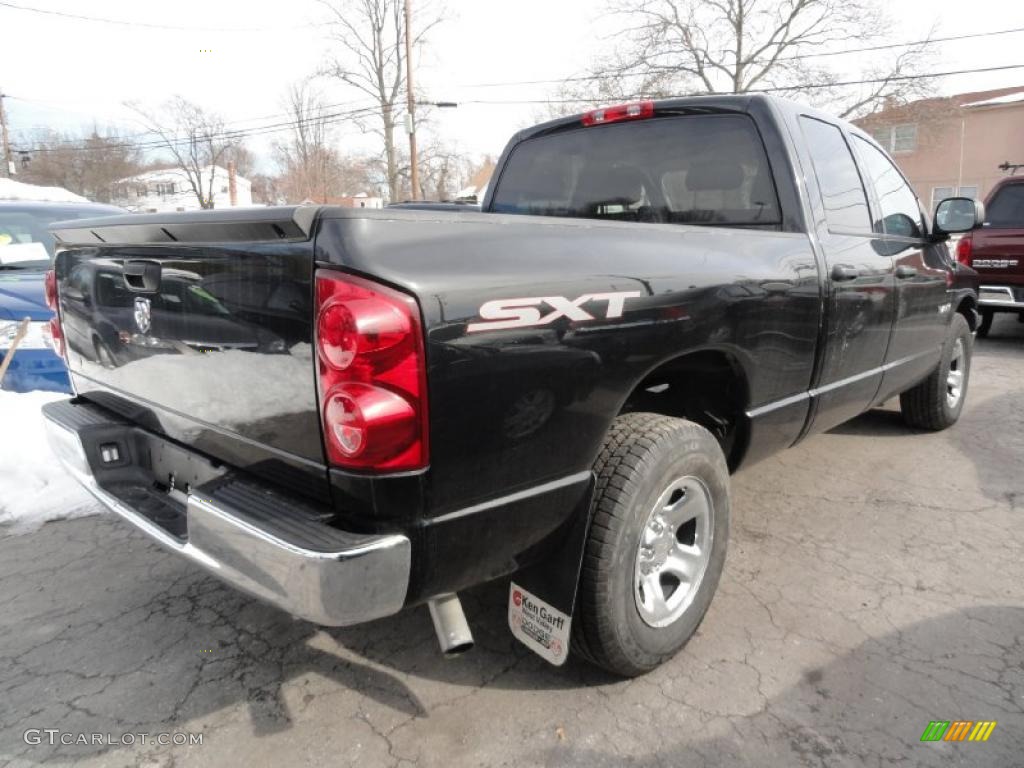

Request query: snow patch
[
  {"left": 0, "top": 178, "right": 90, "bottom": 203},
  {"left": 0, "top": 390, "right": 99, "bottom": 534}
]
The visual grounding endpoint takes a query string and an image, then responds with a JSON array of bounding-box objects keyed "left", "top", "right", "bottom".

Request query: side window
[
  {"left": 986, "top": 184, "right": 1024, "bottom": 228},
  {"left": 799, "top": 117, "right": 871, "bottom": 234},
  {"left": 853, "top": 136, "right": 924, "bottom": 239}
]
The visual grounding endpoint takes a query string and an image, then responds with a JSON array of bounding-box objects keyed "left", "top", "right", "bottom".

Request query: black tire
[
  {"left": 899, "top": 313, "right": 972, "bottom": 431},
  {"left": 976, "top": 308, "right": 993, "bottom": 338},
  {"left": 572, "top": 413, "right": 730, "bottom": 677}
]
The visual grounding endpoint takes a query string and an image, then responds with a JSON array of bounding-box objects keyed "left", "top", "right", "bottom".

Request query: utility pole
[
  {"left": 404, "top": 0, "right": 419, "bottom": 201},
  {"left": 0, "top": 88, "right": 14, "bottom": 178}
]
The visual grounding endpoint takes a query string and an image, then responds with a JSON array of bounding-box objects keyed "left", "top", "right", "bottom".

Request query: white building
[{"left": 113, "top": 165, "right": 252, "bottom": 212}]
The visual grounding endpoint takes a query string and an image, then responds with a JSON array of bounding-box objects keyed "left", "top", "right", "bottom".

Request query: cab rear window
[{"left": 489, "top": 114, "right": 781, "bottom": 228}]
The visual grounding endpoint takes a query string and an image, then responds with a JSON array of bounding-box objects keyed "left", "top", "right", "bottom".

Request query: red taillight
[
  {"left": 956, "top": 234, "right": 973, "bottom": 266},
  {"left": 315, "top": 270, "right": 428, "bottom": 471},
  {"left": 44, "top": 269, "right": 65, "bottom": 357},
  {"left": 581, "top": 100, "right": 655, "bottom": 127},
  {"left": 48, "top": 316, "right": 65, "bottom": 358},
  {"left": 44, "top": 269, "right": 58, "bottom": 310}
]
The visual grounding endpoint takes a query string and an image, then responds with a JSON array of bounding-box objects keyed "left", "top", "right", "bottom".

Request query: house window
[
  {"left": 892, "top": 125, "right": 917, "bottom": 152},
  {"left": 931, "top": 186, "right": 955, "bottom": 211},
  {"left": 155, "top": 182, "right": 176, "bottom": 195},
  {"left": 931, "top": 185, "right": 977, "bottom": 212},
  {"left": 872, "top": 124, "right": 918, "bottom": 154}
]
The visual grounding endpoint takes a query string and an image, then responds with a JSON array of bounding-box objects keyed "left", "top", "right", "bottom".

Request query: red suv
[{"left": 957, "top": 176, "right": 1024, "bottom": 336}]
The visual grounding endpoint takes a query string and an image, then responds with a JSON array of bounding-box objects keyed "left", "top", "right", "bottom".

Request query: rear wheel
[
  {"left": 977, "top": 308, "right": 993, "bottom": 338},
  {"left": 899, "top": 313, "right": 972, "bottom": 430},
  {"left": 572, "top": 413, "right": 730, "bottom": 677}
]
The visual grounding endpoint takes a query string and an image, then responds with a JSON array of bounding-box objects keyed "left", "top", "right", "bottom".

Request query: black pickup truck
[{"left": 43, "top": 95, "right": 982, "bottom": 677}]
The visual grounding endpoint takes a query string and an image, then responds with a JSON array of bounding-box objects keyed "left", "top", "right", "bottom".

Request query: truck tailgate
[
  {"left": 972, "top": 228, "right": 1024, "bottom": 284},
  {"left": 51, "top": 210, "right": 327, "bottom": 500}
]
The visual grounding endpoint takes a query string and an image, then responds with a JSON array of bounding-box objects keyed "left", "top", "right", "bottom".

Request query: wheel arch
[
  {"left": 954, "top": 292, "right": 979, "bottom": 331},
  {"left": 615, "top": 347, "right": 752, "bottom": 471}
]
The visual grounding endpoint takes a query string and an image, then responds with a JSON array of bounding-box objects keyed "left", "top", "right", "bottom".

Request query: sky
[{"left": 2, "top": 0, "right": 1023, "bottom": 173}]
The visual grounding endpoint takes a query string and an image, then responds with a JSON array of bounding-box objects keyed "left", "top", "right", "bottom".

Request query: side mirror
[{"left": 934, "top": 197, "right": 985, "bottom": 236}]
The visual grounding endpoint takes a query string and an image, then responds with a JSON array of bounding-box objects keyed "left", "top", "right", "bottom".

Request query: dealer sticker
[{"left": 508, "top": 582, "right": 571, "bottom": 666}]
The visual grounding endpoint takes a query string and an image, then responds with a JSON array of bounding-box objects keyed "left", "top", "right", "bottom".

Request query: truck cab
[{"left": 957, "top": 175, "right": 1024, "bottom": 335}]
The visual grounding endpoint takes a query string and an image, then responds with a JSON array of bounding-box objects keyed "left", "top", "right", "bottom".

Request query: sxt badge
[
  {"left": 468, "top": 291, "right": 641, "bottom": 333},
  {"left": 508, "top": 582, "right": 571, "bottom": 666}
]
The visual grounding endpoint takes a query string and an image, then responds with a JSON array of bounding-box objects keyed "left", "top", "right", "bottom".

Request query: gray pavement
[{"left": 2, "top": 315, "right": 1023, "bottom": 767}]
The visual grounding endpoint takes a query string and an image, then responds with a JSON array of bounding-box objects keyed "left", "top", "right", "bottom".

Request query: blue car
[{"left": 0, "top": 200, "right": 124, "bottom": 392}]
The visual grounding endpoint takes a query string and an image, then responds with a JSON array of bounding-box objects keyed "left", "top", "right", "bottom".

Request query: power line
[
  {"left": 6, "top": 95, "right": 378, "bottom": 147},
  {"left": 454, "top": 27, "right": 1024, "bottom": 90},
  {"left": 0, "top": 0, "right": 317, "bottom": 32},
  {"left": 456, "top": 64, "right": 1024, "bottom": 105},
  {"left": 11, "top": 63, "right": 1024, "bottom": 154},
  {"left": 12, "top": 103, "right": 384, "bottom": 154}
]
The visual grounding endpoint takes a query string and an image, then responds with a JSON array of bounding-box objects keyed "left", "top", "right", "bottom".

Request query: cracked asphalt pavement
[{"left": 2, "top": 316, "right": 1023, "bottom": 768}]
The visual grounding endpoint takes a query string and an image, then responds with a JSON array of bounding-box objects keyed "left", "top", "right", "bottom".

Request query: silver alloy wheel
[
  {"left": 633, "top": 476, "right": 714, "bottom": 628},
  {"left": 946, "top": 338, "right": 964, "bottom": 408}
]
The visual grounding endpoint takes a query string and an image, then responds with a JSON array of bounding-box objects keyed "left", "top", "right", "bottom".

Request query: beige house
[{"left": 854, "top": 86, "right": 1024, "bottom": 214}]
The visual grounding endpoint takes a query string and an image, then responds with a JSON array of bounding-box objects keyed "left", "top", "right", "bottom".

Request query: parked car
[
  {"left": 952, "top": 175, "right": 1024, "bottom": 336},
  {"left": 43, "top": 95, "right": 981, "bottom": 677},
  {"left": 0, "top": 200, "right": 123, "bottom": 391}
]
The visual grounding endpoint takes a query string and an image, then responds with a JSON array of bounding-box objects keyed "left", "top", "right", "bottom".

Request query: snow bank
[
  {"left": 0, "top": 178, "right": 89, "bottom": 203},
  {"left": 0, "top": 390, "right": 99, "bottom": 534},
  {"left": 1, "top": 344, "right": 315, "bottom": 534}
]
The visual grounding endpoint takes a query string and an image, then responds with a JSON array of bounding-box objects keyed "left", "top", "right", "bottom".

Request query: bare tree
[
  {"left": 17, "top": 128, "right": 143, "bottom": 202},
  {"left": 224, "top": 143, "right": 256, "bottom": 179},
  {"left": 273, "top": 81, "right": 333, "bottom": 202},
  {"left": 319, "top": 0, "right": 443, "bottom": 201},
  {"left": 567, "top": 0, "right": 937, "bottom": 117},
  {"left": 414, "top": 139, "right": 472, "bottom": 201},
  {"left": 273, "top": 84, "right": 378, "bottom": 203},
  {"left": 126, "top": 96, "right": 238, "bottom": 209}
]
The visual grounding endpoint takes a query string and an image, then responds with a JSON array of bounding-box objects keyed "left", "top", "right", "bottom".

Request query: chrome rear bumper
[
  {"left": 978, "top": 285, "right": 1024, "bottom": 309},
  {"left": 43, "top": 398, "right": 410, "bottom": 627}
]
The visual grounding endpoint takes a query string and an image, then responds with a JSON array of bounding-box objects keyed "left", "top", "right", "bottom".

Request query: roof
[
  {"left": 855, "top": 86, "right": 1024, "bottom": 124},
  {"left": 0, "top": 178, "right": 89, "bottom": 203},
  {"left": 961, "top": 91, "right": 1024, "bottom": 108},
  {"left": 116, "top": 165, "right": 250, "bottom": 186}
]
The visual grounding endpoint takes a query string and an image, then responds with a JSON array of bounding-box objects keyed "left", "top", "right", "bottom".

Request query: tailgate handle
[{"left": 123, "top": 261, "right": 162, "bottom": 293}]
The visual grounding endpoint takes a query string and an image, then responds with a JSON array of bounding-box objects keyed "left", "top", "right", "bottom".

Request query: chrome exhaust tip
[{"left": 427, "top": 593, "right": 474, "bottom": 656}]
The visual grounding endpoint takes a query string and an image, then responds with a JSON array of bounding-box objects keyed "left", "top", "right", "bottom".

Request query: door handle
[
  {"left": 895, "top": 265, "right": 918, "bottom": 279},
  {"left": 831, "top": 264, "right": 860, "bottom": 281}
]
